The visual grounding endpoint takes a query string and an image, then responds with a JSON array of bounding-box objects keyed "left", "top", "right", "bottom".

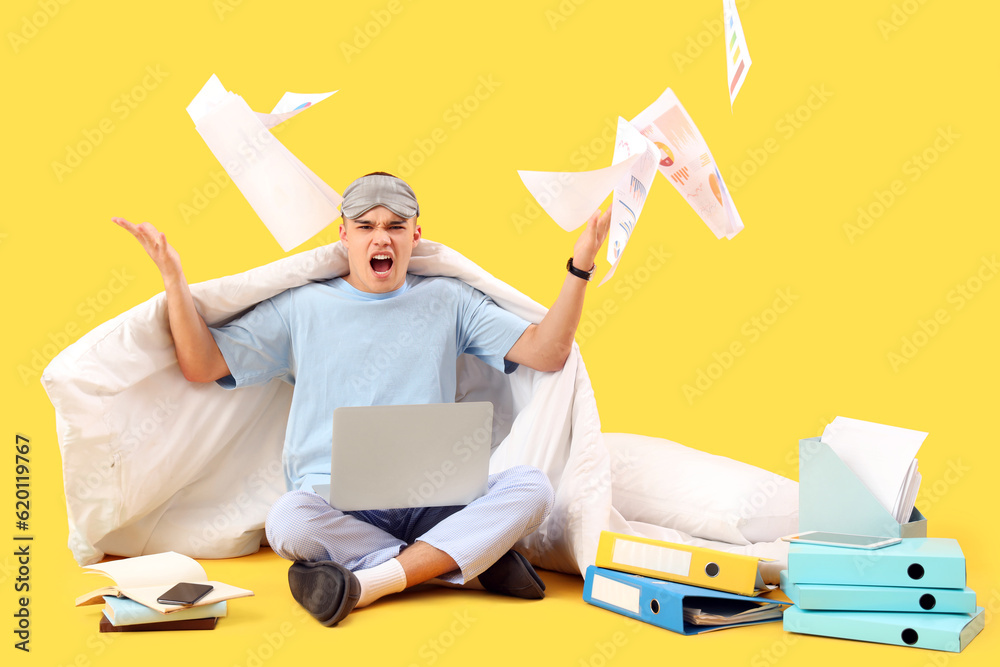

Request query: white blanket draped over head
[{"left": 43, "top": 239, "right": 796, "bottom": 569}]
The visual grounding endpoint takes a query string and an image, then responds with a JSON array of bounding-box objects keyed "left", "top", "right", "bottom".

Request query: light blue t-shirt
[{"left": 209, "top": 274, "right": 531, "bottom": 490}]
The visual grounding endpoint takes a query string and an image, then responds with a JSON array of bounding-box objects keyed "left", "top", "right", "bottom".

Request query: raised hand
[
  {"left": 111, "top": 217, "right": 229, "bottom": 382},
  {"left": 112, "top": 217, "right": 184, "bottom": 284},
  {"left": 572, "top": 207, "right": 612, "bottom": 271}
]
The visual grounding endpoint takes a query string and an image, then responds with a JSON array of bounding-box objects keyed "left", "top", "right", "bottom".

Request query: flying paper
[
  {"left": 186, "top": 74, "right": 341, "bottom": 251},
  {"left": 724, "top": 0, "right": 752, "bottom": 108},
  {"left": 518, "top": 87, "right": 743, "bottom": 285}
]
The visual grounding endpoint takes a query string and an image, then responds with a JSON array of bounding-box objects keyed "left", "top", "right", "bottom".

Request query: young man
[{"left": 114, "top": 172, "right": 610, "bottom": 626}]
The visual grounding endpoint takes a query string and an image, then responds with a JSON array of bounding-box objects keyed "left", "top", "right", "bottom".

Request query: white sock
[{"left": 354, "top": 558, "right": 407, "bottom": 608}]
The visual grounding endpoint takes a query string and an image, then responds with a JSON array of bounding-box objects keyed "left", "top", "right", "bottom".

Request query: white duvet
[{"left": 42, "top": 239, "right": 797, "bottom": 569}]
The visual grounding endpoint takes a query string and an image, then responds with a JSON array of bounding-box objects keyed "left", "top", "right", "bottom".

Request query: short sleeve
[
  {"left": 456, "top": 283, "right": 532, "bottom": 374},
  {"left": 209, "top": 290, "right": 294, "bottom": 389}
]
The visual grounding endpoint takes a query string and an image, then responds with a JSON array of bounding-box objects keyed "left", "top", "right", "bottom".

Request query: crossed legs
[{"left": 266, "top": 465, "right": 554, "bottom": 623}]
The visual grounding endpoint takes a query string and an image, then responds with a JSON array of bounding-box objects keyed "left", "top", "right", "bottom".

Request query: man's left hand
[{"left": 572, "top": 208, "right": 612, "bottom": 271}]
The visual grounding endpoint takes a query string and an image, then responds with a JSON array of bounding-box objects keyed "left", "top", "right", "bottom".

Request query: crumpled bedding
[{"left": 42, "top": 239, "right": 796, "bottom": 569}]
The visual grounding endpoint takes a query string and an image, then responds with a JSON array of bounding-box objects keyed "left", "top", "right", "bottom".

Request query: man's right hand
[
  {"left": 111, "top": 216, "right": 230, "bottom": 383},
  {"left": 113, "top": 217, "right": 184, "bottom": 285}
]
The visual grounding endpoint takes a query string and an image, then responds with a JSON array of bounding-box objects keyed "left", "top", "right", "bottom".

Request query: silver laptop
[{"left": 314, "top": 402, "right": 494, "bottom": 511}]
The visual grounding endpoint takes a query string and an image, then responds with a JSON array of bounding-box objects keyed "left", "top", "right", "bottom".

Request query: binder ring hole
[
  {"left": 901, "top": 628, "right": 918, "bottom": 645},
  {"left": 650, "top": 599, "right": 660, "bottom": 614},
  {"left": 919, "top": 594, "right": 936, "bottom": 610},
  {"left": 705, "top": 562, "right": 720, "bottom": 578},
  {"left": 907, "top": 563, "right": 925, "bottom": 580}
]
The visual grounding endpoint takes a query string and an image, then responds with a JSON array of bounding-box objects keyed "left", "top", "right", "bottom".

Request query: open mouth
[{"left": 370, "top": 254, "right": 393, "bottom": 276}]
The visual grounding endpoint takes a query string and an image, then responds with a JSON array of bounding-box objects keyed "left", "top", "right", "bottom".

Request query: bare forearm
[
  {"left": 112, "top": 217, "right": 229, "bottom": 382},
  {"left": 505, "top": 208, "right": 610, "bottom": 372},
  {"left": 531, "top": 271, "right": 590, "bottom": 369},
  {"left": 162, "top": 271, "right": 228, "bottom": 382}
]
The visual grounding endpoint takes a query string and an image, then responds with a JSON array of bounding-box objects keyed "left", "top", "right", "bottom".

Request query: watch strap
[{"left": 567, "top": 257, "right": 596, "bottom": 281}]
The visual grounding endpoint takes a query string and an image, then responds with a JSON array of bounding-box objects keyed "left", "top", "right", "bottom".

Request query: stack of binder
[
  {"left": 582, "top": 531, "right": 789, "bottom": 635},
  {"left": 782, "top": 538, "right": 985, "bottom": 652}
]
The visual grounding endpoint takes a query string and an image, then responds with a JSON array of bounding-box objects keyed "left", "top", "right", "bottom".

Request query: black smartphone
[{"left": 157, "top": 582, "right": 214, "bottom": 605}]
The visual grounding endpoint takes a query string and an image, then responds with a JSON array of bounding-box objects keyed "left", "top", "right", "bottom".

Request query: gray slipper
[
  {"left": 287, "top": 561, "right": 361, "bottom": 626},
  {"left": 478, "top": 550, "right": 545, "bottom": 599}
]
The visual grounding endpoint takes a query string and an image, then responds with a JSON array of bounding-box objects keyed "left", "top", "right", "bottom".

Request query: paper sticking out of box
[
  {"left": 518, "top": 88, "right": 742, "bottom": 286},
  {"left": 821, "top": 417, "right": 926, "bottom": 525},
  {"left": 186, "top": 74, "right": 341, "bottom": 251}
]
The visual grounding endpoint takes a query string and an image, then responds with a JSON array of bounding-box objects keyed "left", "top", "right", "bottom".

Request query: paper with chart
[
  {"left": 518, "top": 87, "right": 743, "bottom": 285},
  {"left": 821, "top": 417, "right": 926, "bottom": 524},
  {"left": 603, "top": 119, "right": 660, "bottom": 285},
  {"left": 517, "top": 144, "right": 645, "bottom": 232},
  {"left": 186, "top": 74, "right": 341, "bottom": 251},
  {"left": 724, "top": 0, "right": 752, "bottom": 108}
]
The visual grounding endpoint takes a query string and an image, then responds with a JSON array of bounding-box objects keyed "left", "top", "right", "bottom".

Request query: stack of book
[
  {"left": 76, "top": 552, "right": 253, "bottom": 633},
  {"left": 781, "top": 537, "right": 985, "bottom": 652},
  {"left": 99, "top": 596, "right": 226, "bottom": 632},
  {"left": 582, "top": 531, "right": 789, "bottom": 635}
]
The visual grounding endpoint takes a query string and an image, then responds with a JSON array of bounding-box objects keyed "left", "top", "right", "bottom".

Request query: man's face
[{"left": 339, "top": 205, "right": 421, "bottom": 293}]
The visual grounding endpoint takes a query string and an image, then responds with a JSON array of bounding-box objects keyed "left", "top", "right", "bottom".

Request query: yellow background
[{"left": 3, "top": 0, "right": 998, "bottom": 664}]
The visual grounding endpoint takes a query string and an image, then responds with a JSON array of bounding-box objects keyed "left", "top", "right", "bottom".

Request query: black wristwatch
[{"left": 566, "top": 257, "right": 596, "bottom": 281}]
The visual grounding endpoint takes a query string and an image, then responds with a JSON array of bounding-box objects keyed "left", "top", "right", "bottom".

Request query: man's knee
[
  {"left": 505, "top": 464, "right": 555, "bottom": 521},
  {"left": 265, "top": 490, "right": 326, "bottom": 559}
]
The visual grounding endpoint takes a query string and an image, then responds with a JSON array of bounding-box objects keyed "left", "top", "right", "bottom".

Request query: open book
[{"left": 75, "top": 552, "right": 253, "bottom": 614}]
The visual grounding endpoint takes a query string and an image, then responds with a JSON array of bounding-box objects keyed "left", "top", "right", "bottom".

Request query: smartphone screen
[
  {"left": 783, "top": 532, "right": 901, "bottom": 549},
  {"left": 157, "top": 582, "right": 214, "bottom": 605}
]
